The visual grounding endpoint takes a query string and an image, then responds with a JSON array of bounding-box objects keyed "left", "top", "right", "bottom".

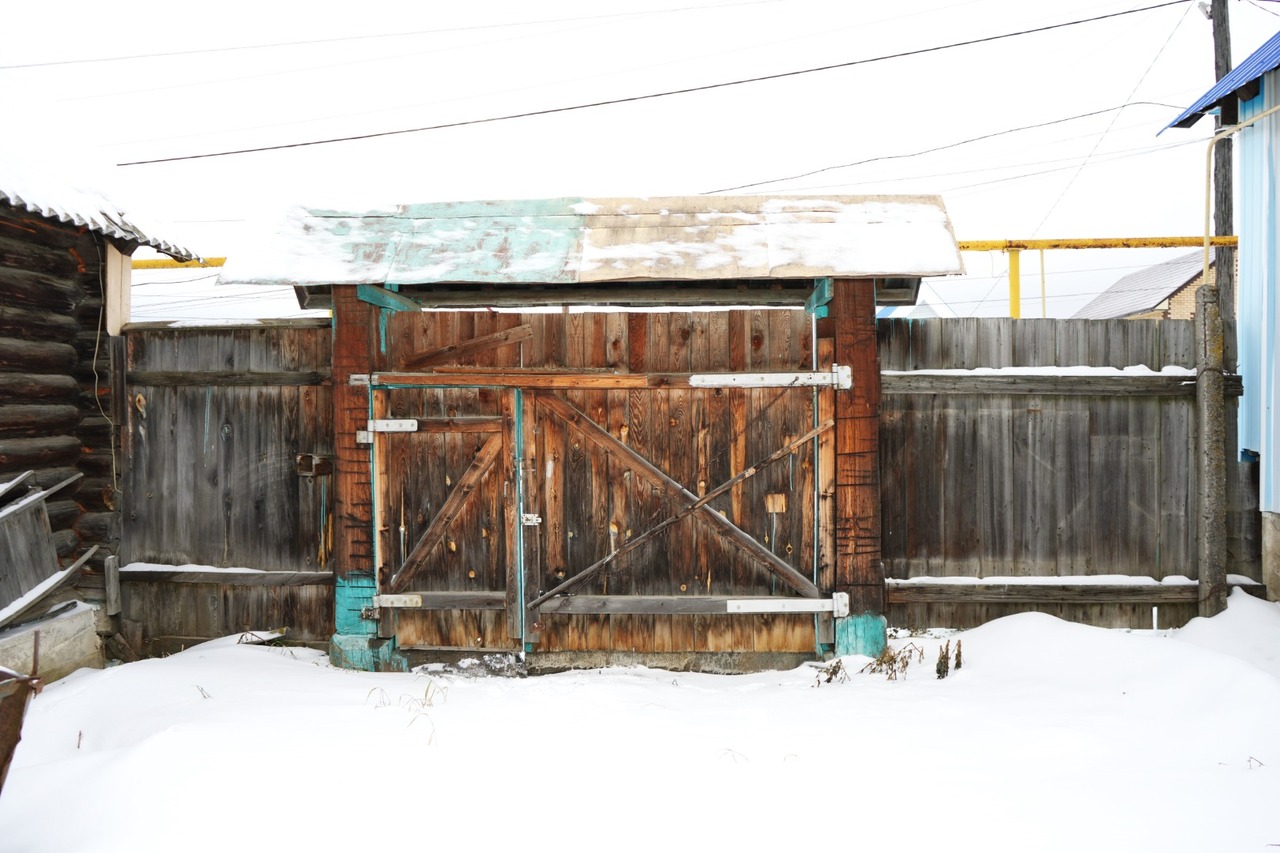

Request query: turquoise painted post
[
  {"left": 330, "top": 572, "right": 407, "bottom": 672},
  {"left": 835, "top": 613, "right": 887, "bottom": 658}
]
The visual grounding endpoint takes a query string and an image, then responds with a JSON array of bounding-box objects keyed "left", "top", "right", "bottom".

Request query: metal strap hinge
[
  {"left": 725, "top": 592, "right": 849, "bottom": 617},
  {"left": 368, "top": 419, "right": 418, "bottom": 433}
]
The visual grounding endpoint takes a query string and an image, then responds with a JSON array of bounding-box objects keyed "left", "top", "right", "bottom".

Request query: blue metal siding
[{"left": 1237, "top": 74, "right": 1280, "bottom": 512}]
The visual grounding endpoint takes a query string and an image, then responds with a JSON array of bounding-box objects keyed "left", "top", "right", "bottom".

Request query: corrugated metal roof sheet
[
  {"left": 0, "top": 160, "right": 196, "bottom": 260},
  {"left": 1070, "top": 250, "right": 1207, "bottom": 319},
  {"left": 218, "top": 195, "right": 963, "bottom": 288},
  {"left": 1167, "top": 28, "right": 1280, "bottom": 130}
]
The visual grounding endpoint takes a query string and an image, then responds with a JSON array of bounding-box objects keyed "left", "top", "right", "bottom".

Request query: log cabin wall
[
  {"left": 878, "top": 317, "right": 1261, "bottom": 629},
  {"left": 0, "top": 202, "right": 122, "bottom": 571}
]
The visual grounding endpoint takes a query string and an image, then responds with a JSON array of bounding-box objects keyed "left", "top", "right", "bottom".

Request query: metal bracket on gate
[
  {"left": 725, "top": 591, "right": 849, "bottom": 618},
  {"left": 368, "top": 419, "right": 418, "bottom": 433},
  {"left": 686, "top": 364, "right": 852, "bottom": 390}
]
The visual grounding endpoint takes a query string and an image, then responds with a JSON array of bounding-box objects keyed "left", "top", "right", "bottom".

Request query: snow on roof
[
  {"left": 218, "top": 195, "right": 963, "bottom": 288},
  {"left": 1070, "top": 250, "right": 1208, "bottom": 319},
  {"left": 0, "top": 156, "right": 195, "bottom": 260}
]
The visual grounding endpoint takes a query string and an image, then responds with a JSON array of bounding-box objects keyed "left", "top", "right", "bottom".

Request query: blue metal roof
[{"left": 1167, "top": 28, "right": 1280, "bottom": 130}]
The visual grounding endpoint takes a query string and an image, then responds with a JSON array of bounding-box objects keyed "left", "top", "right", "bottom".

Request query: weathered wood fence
[
  {"left": 878, "top": 318, "right": 1261, "bottom": 628},
  {"left": 117, "top": 321, "right": 335, "bottom": 651},
  {"left": 111, "top": 317, "right": 1265, "bottom": 648}
]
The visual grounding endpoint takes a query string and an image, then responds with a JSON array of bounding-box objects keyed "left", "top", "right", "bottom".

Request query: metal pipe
[{"left": 1008, "top": 249, "right": 1021, "bottom": 319}]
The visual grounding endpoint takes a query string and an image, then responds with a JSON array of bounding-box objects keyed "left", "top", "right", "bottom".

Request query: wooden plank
[
  {"left": 402, "top": 324, "right": 533, "bottom": 369},
  {"left": 412, "top": 417, "right": 502, "bottom": 433},
  {"left": 885, "top": 582, "right": 1204, "bottom": 605},
  {"left": 882, "top": 373, "right": 1233, "bottom": 397},
  {"left": 119, "top": 570, "right": 334, "bottom": 585},
  {"left": 536, "top": 595, "right": 817, "bottom": 615},
  {"left": 127, "top": 370, "right": 331, "bottom": 387},
  {"left": 370, "top": 369, "right": 850, "bottom": 390},
  {"left": 390, "top": 432, "right": 502, "bottom": 592}
]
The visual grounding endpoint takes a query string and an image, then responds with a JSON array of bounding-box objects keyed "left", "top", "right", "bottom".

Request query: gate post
[
  {"left": 329, "top": 288, "right": 405, "bottom": 671},
  {"left": 831, "top": 279, "right": 887, "bottom": 657}
]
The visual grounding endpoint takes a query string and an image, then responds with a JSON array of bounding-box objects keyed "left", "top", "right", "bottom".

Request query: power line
[
  {"left": 707, "top": 101, "right": 1186, "bottom": 193},
  {"left": 3, "top": 0, "right": 783, "bottom": 71},
  {"left": 118, "top": 1, "right": 1192, "bottom": 167},
  {"left": 1028, "top": 1, "right": 1192, "bottom": 236}
]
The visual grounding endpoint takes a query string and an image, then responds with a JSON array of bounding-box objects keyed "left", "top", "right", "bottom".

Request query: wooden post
[
  {"left": 1197, "top": 286, "right": 1228, "bottom": 616},
  {"left": 831, "top": 278, "right": 886, "bottom": 656},
  {"left": 104, "top": 554, "right": 121, "bottom": 617},
  {"left": 328, "top": 288, "right": 404, "bottom": 670},
  {"left": 1212, "top": 0, "right": 1236, "bottom": 336}
]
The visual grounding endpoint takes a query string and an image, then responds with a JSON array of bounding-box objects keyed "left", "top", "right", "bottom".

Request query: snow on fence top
[{"left": 218, "top": 195, "right": 964, "bottom": 288}]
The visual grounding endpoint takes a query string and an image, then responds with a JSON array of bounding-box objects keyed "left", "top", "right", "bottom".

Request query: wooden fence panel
[
  {"left": 878, "top": 318, "right": 1254, "bottom": 586},
  {"left": 121, "top": 321, "right": 334, "bottom": 572}
]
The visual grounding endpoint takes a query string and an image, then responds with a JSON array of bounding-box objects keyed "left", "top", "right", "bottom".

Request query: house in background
[
  {"left": 1071, "top": 251, "right": 1216, "bottom": 321},
  {"left": 1168, "top": 27, "right": 1280, "bottom": 599}
]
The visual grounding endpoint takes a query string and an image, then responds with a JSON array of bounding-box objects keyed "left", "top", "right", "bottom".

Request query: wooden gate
[
  {"left": 371, "top": 383, "right": 519, "bottom": 650},
  {"left": 370, "top": 361, "right": 839, "bottom": 656}
]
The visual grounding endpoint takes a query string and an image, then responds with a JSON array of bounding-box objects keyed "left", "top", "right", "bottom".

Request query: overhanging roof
[
  {"left": 0, "top": 159, "right": 196, "bottom": 260},
  {"left": 219, "top": 196, "right": 963, "bottom": 300},
  {"left": 1167, "top": 28, "right": 1280, "bottom": 130}
]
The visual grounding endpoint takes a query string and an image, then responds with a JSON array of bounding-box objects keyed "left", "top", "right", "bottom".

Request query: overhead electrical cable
[
  {"left": 707, "top": 101, "right": 1186, "bottom": 193},
  {"left": 117, "top": 1, "right": 1192, "bottom": 166}
]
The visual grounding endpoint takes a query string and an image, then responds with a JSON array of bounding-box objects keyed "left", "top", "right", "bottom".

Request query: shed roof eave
[{"left": 1166, "top": 28, "right": 1280, "bottom": 131}]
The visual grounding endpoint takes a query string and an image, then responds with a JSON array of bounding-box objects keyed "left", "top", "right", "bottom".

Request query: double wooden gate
[{"left": 368, "top": 366, "right": 840, "bottom": 656}]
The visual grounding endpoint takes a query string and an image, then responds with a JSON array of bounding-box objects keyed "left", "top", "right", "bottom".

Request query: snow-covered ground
[{"left": 2, "top": 591, "right": 1278, "bottom": 853}]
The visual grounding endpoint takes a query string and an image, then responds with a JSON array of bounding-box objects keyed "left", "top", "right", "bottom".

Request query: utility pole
[
  {"left": 1212, "top": 0, "right": 1236, "bottom": 332},
  {"left": 1198, "top": 0, "right": 1233, "bottom": 618}
]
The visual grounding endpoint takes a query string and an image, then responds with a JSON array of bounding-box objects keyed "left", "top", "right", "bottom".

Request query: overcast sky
[{"left": 5, "top": 0, "right": 1280, "bottom": 317}]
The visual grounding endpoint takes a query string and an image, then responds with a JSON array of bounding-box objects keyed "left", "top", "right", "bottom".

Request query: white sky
[{"left": 5, "top": 0, "right": 1280, "bottom": 318}]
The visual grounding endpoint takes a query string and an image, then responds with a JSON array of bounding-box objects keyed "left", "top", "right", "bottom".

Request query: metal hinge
[{"left": 725, "top": 592, "right": 849, "bottom": 617}]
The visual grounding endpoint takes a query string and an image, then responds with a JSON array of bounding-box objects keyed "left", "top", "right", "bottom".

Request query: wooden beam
[
  {"left": 127, "top": 370, "right": 331, "bottom": 387},
  {"left": 527, "top": 394, "right": 825, "bottom": 607},
  {"left": 372, "top": 368, "right": 845, "bottom": 390},
  {"left": 403, "top": 324, "right": 533, "bottom": 369},
  {"left": 537, "top": 595, "right": 812, "bottom": 615},
  {"left": 356, "top": 284, "right": 420, "bottom": 312},
  {"left": 882, "top": 373, "right": 1241, "bottom": 397},
  {"left": 389, "top": 287, "right": 811, "bottom": 310},
  {"left": 413, "top": 417, "right": 503, "bottom": 434},
  {"left": 885, "top": 581, "right": 1267, "bottom": 605},
  {"left": 388, "top": 433, "right": 503, "bottom": 593},
  {"left": 118, "top": 569, "right": 335, "bottom": 586},
  {"left": 833, "top": 278, "right": 883, "bottom": 613}
]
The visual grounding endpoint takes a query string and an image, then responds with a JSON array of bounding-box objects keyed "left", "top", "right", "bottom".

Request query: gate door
[{"left": 371, "top": 383, "right": 520, "bottom": 651}]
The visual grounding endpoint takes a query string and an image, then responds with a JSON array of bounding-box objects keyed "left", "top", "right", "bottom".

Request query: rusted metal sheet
[
  {"left": 219, "top": 195, "right": 962, "bottom": 289},
  {"left": 0, "top": 669, "right": 39, "bottom": 795}
]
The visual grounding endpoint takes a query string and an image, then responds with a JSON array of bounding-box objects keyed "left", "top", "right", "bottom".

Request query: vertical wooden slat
[{"left": 832, "top": 279, "right": 883, "bottom": 613}]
